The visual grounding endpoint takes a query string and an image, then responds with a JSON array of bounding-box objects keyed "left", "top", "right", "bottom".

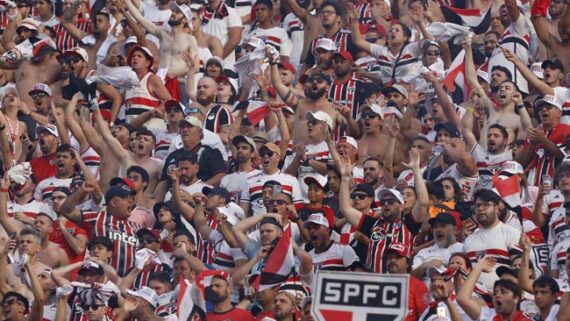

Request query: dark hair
[
  {"left": 555, "top": 162, "right": 570, "bottom": 185},
  {"left": 148, "top": 271, "right": 172, "bottom": 284},
  {"left": 492, "top": 66, "right": 513, "bottom": 80},
  {"left": 391, "top": 21, "right": 412, "bottom": 40},
  {"left": 363, "top": 157, "right": 383, "bottom": 168},
  {"left": 135, "top": 127, "right": 156, "bottom": 143},
  {"left": 255, "top": 0, "right": 273, "bottom": 10},
  {"left": 493, "top": 279, "right": 522, "bottom": 299},
  {"left": 20, "top": 225, "right": 41, "bottom": 244},
  {"left": 532, "top": 276, "right": 560, "bottom": 293},
  {"left": 127, "top": 165, "right": 150, "bottom": 183},
  {"left": 87, "top": 237, "right": 114, "bottom": 252},
  {"left": 427, "top": 182, "right": 445, "bottom": 200},
  {"left": 173, "top": 230, "right": 196, "bottom": 245},
  {"left": 485, "top": 30, "right": 502, "bottom": 40},
  {"left": 3, "top": 292, "right": 29, "bottom": 312},
  {"left": 488, "top": 124, "right": 509, "bottom": 140},
  {"left": 56, "top": 143, "right": 75, "bottom": 156},
  {"left": 260, "top": 217, "right": 284, "bottom": 230},
  {"left": 473, "top": 189, "right": 501, "bottom": 205},
  {"left": 440, "top": 177, "right": 463, "bottom": 203},
  {"left": 320, "top": 0, "right": 343, "bottom": 15},
  {"left": 449, "top": 252, "right": 472, "bottom": 270}
]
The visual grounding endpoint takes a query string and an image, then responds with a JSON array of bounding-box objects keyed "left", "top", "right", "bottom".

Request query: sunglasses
[
  {"left": 366, "top": 38, "right": 378, "bottom": 43},
  {"left": 269, "top": 199, "right": 287, "bottom": 206},
  {"left": 141, "top": 238, "right": 158, "bottom": 244},
  {"left": 68, "top": 57, "right": 82, "bottom": 64},
  {"left": 31, "top": 93, "right": 47, "bottom": 100},
  {"left": 380, "top": 199, "right": 398, "bottom": 206},
  {"left": 426, "top": 50, "right": 441, "bottom": 56},
  {"left": 259, "top": 150, "right": 274, "bottom": 158},
  {"left": 81, "top": 304, "right": 104, "bottom": 311},
  {"left": 361, "top": 112, "right": 378, "bottom": 120},
  {"left": 351, "top": 193, "right": 369, "bottom": 200}
]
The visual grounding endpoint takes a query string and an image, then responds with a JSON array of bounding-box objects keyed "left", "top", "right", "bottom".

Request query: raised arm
[
  {"left": 78, "top": 107, "right": 104, "bottom": 155},
  {"left": 383, "top": 118, "right": 399, "bottom": 188},
  {"left": 338, "top": 157, "right": 363, "bottom": 227},
  {"left": 123, "top": 0, "right": 162, "bottom": 38},
  {"left": 0, "top": 177, "right": 18, "bottom": 236},
  {"left": 233, "top": 213, "right": 278, "bottom": 251},
  {"left": 462, "top": 39, "right": 496, "bottom": 116},
  {"left": 285, "top": 0, "right": 309, "bottom": 22},
  {"left": 457, "top": 256, "right": 496, "bottom": 320},
  {"left": 59, "top": 184, "right": 94, "bottom": 223},
  {"left": 1, "top": 12, "right": 21, "bottom": 51},
  {"left": 443, "top": 138, "right": 478, "bottom": 177},
  {"left": 26, "top": 260, "right": 45, "bottom": 321},
  {"left": 502, "top": 47, "right": 554, "bottom": 96},
  {"left": 65, "top": 94, "right": 90, "bottom": 152},
  {"left": 92, "top": 107, "right": 133, "bottom": 168},
  {"left": 61, "top": 0, "right": 89, "bottom": 41},
  {"left": 404, "top": 148, "right": 429, "bottom": 223},
  {"left": 347, "top": 3, "right": 372, "bottom": 53},
  {"left": 266, "top": 50, "right": 299, "bottom": 108},
  {"left": 51, "top": 260, "right": 86, "bottom": 286},
  {"left": 505, "top": 0, "right": 521, "bottom": 23},
  {"left": 461, "top": 95, "right": 479, "bottom": 152}
]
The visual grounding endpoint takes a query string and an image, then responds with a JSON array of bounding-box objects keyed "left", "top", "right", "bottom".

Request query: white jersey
[
  {"left": 153, "top": 130, "right": 179, "bottom": 160},
  {"left": 308, "top": 242, "right": 359, "bottom": 271},
  {"left": 472, "top": 144, "right": 512, "bottom": 190},
  {"left": 550, "top": 238, "right": 570, "bottom": 282},
  {"left": 241, "top": 171, "right": 303, "bottom": 216},
  {"left": 437, "top": 164, "right": 478, "bottom": 201},
  {"left": 463, "top": 222, "right": 522, "bottom": 290},
  {"left": 418, "top": 299, "right": 472, "bottom": 321},
  {"left": 412, "top": 242, "right": 464, "bottom": 284},
  {"left": 80, "top": 34, "right": 117, "bottom": 65},
  {"left": 202, "top": 4, "right": 243, "bottom": 64},
  {"left": 164, "top": 180, "right": 212, "bottom": 202},
  {"left": 369, "top": 42, "right": 422, "bottom": 84},
  {"left": 7, "top": 200, "right": 50, "bottom": 220},
  {"left": 208, "top": 230, "right": 247, "bottom": 270},
  {"left": 298, "top": 141, "right": 331, "bottom": 197},
  {"left": 397, "top": 166, "right": 427, "bottom": 187},
  {"left": 548, "top": 206, "right": 570, "bottom": 252},
  {"left": 168, "top": 130, "right": 229, "bottom": 161},
  {"left": 34, "top": 177, "right": 72, "bottom": 202},
  {"left": 554, "top": 87, "right": 570, "bottom": 125},
  {"left": 249, "top": 26, "right": 293, "bottom": 57},
  {"left": 34, "top": 15, "right": 59, "bottom": 28},
  {"left": 220, "top": 169, "right": 262, "bottom": 203},
  {"left": 282, "top": 13, "right": 303, "bottom": 67}
]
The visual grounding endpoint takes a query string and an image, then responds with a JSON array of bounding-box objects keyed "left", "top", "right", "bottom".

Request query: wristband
[
  {"left": 0, "top": 188, "right": 8, "bottom": 193},
  {"left": 341, "top": 176, "right": 351, "bottom": 182},
  {"left": 269, "top": 61, "right": 277, "bottom": 65}
]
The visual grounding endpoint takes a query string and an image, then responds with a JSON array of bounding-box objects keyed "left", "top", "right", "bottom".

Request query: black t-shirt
[{"left": 162, "top": 144, "right": 227, "bottom": 182}]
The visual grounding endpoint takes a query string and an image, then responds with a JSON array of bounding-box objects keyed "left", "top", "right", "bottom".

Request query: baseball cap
[
  {"left": 428, "top": 212, "right": 457, "bottom": 226},
  {"left": 535, "top": 95, "right": 563, "bottom": 111},
  {"left": 564, "top": 201, "right": 570, "bottom": 209},
  {"left": 315, "top": 38, "right": 337, "bottom": 51},
  {"left": 231, "top": 135, "right": 257, "bottom": 152},
  {"left": 153, "top": 201, "right": 180, "bottom": 217},
  {"left": 205, "top": 56, "right": 223, "bottom": 68},
  {"left": 380, "top": 84, "right": 409, "bottom": 99},
  {"left": 476, "top": 69, "right": 490, "bottom": 83},
  {"left": 332, "top": 50, "right": 354, "bottom": 63},
  {"left": 35, "top": 124, "right": 59, "bottom": 138},
  {"left": 126, "top": 287, "right": 159, "bottom": 308},
  {"left": 179, "top": 115, "right": 203, "bottom": 129},
  {"left": 278, "top": 61, "right": 297, "bottom": 74},
  {"left": 530, "top": 62, "right": 544, "bottom": 79},
  {"left": 352, "top": 184, "right": 375, "bottom": 198},
  {"left": 303, "top": 212, "right": 334, "bottom": 229},
  {"left": 95, "top": 7, "right": 110, "bottom": 16},
  {"left": 259, "top": 142, "right": 281, "bottom": 157},
  {"left": 109, "top": 177, "right": 136, "bottom": 191},
  {"left": 63, "top": 47, "right": 89, "bottom": 62},
  {"left": 360, "top": 104, "right": 383, "bottom": 118},
  {"left": 304, "top": 174, "right": 328, "bottom": 191},
  {"left": 17, "top": 18, "right": 39, "bottom": 31},
  {"left": 542, "top": 57, "right": 565, "bottom": 73},
  {"left": 105, "top": 184, "right": 135, "bottom": 203},
  {"left": 165, "top": 100, "right": 185, "bottom": 114},
  {"left": 337, "top": 136, "right": 358, "bottom": 150},
  {"left": 496, "top": 266, "right": 518, "bottom": 278},
  {"left": 202, "top": 186, "right": 231, "bottom": 202},
  {"left": 426, "top": 266, "right": 457, "bottom": 279},
  {"left": 78, "top": 262, "right": 105, "bottom": 275},
  {"left": 28, "top": 83, "right": 52, "bottom": 97},
  {"left": 434, "top": 121, "right": 460, "bottom": 138},
  {"left": 136, "top": 228, "right": 161, "bottom": 242},
  {"left": 53, "top": 186, "right": 72, "bottom": 196},
  {"left": 499, "top": 161, "right": 524, "bottom": 175},
  {"left": 377, "top": 188, "right": 404, "bottom": 204},
  {"left": 170, "top": 3, "right": 192, "bottom": 28},
  {"left": 3, "top": 292, "right": 29, "bottom": 312},
  {"left": 386, "top": 242, "right": 410, "bottom": 258},
  {"left": 127, "top": 45, "right": 154, "bottom": 68},
  {"left": 306, "top": 111, "right": 333, "bottom": 130}
]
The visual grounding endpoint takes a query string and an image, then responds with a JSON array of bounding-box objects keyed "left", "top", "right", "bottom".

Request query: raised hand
[
  {"left": 501, "top": 47, "right": 517, "bottom": 63},
  {"left": 257, "top": 245, "right": 273, "bottom": 260},
  {"left": 401, "top": 148, "right": 420, "bottom": 170},
  {"left": 338, "top": 155, "right": 353, "bottom": 177},
  {"left": 519, "top": 234, "right": 531, "bottom": 252},
  {"left": 477, "top": 255, "right": 497, "bottom": 273},
  {"left": 346, "top": 3, "right": 359, "bottom": 22}
]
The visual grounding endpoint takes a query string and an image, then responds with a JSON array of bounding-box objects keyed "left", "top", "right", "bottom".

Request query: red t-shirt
[
  {"left": 29, "top": 154, "right": 56, "bottom": 184},
  {"left": 405, "top": 276, "right": 429, "bottom": 321},
  {"left": 206, "top": 308, "right": 253, "bottom": 321},
  {"left": 50, "top": 219, "right": 89, "bottom": 261}
]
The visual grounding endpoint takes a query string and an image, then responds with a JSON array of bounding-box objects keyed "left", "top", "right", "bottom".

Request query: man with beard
[
  {"left": 29, "top": 123, "right": 59, "bottom": 183},
  {"left": 164, "top": 151, "right": 212, "bottom": 202},
  {"left": 6, "top": 175, "right": 47, "bottom": 225},
  {"left": 272, "top": 292, "right": 298, "bottom": 321},
  {"left": 458, "top": 256, "right": 532, "bottom": 321},
  {"left": 411, "top": 213, "right": 463, "bottom": 282},
  {"left": 221, "top": 135, "right": 261, "bottom": 203},
  {"left": 269, "top": 47, "right": 338, "bottom": 144},
  {"left": 531, "top": 0, "right": 570, "bottom": 72},
  {"left": 33, "top": 144, "right": 76, "bottom": 201},
  {"left": 483, "top": 31, "right": 501, "bottom": 58},
  {"left": 196, "top": 76, "right": 234, "bottom": 145},
  {"left": 62, "top": 7, "right": 116, "bottom": 69},
  {"left": 205, "top": 272, "right": 252, "bottom": 321},
  {"left": 33, "top": 0, "right": 58, "bottom": 27},
  {"left": 305, "top": 38, "right": 336, "bottom": 76},
  {"left": 125, "top": 0, "right": 199, "bottom": 101},
  {"left": 463, "top": 190, "right": 523, "bottom": 290},
  {"left": 397, "top": 137, "right": 435, "bottom": 186},
  {"left": 23, "top": 83, "right": 51, "bottom": 126}
]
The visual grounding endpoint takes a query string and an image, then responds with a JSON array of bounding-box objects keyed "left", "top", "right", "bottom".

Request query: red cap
[
  {"left": 109, "top": 177, "right": 136, "bottom": 191},
  {"left": 386, "top": 243, "right": 410, "bottom": 258},
  {"left": 332, "top": 51, "right": 354, "bottom": 63},
  {"left": 278, "top": 61, "right": 297, "bottom": 74}
]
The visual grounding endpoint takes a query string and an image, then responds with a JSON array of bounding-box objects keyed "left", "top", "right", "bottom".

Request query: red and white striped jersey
[
  {"left": 298, "top": 141, "right": 331, "bottom": 197},
  {"left": 309, "top": 242, "right": 359, "bottom": 271},
  {"left": 370, "top": 42, "right": 422, "bottom": 84},
  {"left": 437, "top": 164, "right": 478, "bottom": 201},
  {"left": 550, "top": 238, "right": 570, "bottom": 281},
  {"left": 80, "top": 210, "right": 141, "bottom": 276},
  {"left": 472, "top": 144, "right": 512, "bottom": 190},
  {"left": 209, "top": 230, "right": 247, "bottom": 270},
  {"left": 548, "top": 205, "right": 570, "bottom": 253},
  {"left": 7, "top": 199, "right": 49, "bottom": 220},
  {"left": 33, "top": 177, "right": 72, "bottom": 202},
  {"left": 125, "top": 72, "right": 161, "bottom": 118},
  {"left": 526, "top": 124, "right": 570, "bottom": 186},
  {"left": 132, "top": 262, "right": 172, "bottom": 288},
  {"left": 248, "top": 26, "right": 293, "bottom": 57},
  {"left": 356, "top": 0, "right": 373, "bottom": 24},
  {"left": 81, "top": 146, "right": 101, "bottom": 177},
  {"left": 220, "top": 169, "right": 262, "bottom": 203},
  {"left": 204, "top": 105, "right": 234, "bottom": 134},
  {"left": 463, "top": 222, "right": 522, "bottom": 290},
  {"left": 554, "top": 86, "right": 570, "bottom": 125},
  {"left": 53, "top": 20, "right": 90, "bottom": 51},
  {"left": 153, "top": 130, "right": 178, "bottom": 160},
  {"left": 241, "top": 171, "right": 303, "bottom": 216}
]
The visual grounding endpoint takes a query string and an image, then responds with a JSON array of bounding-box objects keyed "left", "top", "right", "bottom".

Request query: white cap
[
  {"left": 476, "top": 69, "right": 489, "bottom": 83},
  {"left": 126, "top": 286, "right": 159, "bottom": 308},
  {"left": 361, "top": 104, "right": 384, "bottom": 119},
  {"left": 315, "top": 38, "right": 336, "bottom": 51},
  {"left": 179, "top": 115, "right": 203, "bottom": 129},
  {"left": 336, "top": 136, "right": 358, "bottom": 149},
  {"left": 303, "top": 213, "right": 331, "bottom": 229},
  {"left": 381, "top": 84, "right": 409, "bottom": 99},
  {"left": 17, "top": 18, "right": 40, "bottom": 31},
  {"left": 170, "top": 3, "right": 193, "bottom": 29},
  {"left": 530, "top": 62, "right": 544, "bottom": 79},
  {"left": 535, "top": 95, "right": 563, "bottom": 110},
  {"left": 64, "top": 47, "right": 89, "bottom": 62},
  {"left": 377, "top": 188, "right": 404, "bottom": 204},
  {"left": 232, "top": 134, "right": 257, "bottom": 152},
  {"left": 35, "top": 123, "right": 59, "bottom": 138},
  {"left": 29, "top": 83, "right": 52, "bottom": 97},
  {"left": 306, "top": 111, "right": 333, "bottom": 130},
  {"left": 500, "top": 161, "right": 524, "bottom": 175},
  {"left": 0, "top": 84, "right": 20, "bottom": 103},
  {"left": 304, "top": 174, "right": 327, "bottom": 190}
]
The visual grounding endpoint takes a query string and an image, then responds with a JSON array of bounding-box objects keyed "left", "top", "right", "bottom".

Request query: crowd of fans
[{"left": 0, "top": 0, "right": 569, "bottom": 319}]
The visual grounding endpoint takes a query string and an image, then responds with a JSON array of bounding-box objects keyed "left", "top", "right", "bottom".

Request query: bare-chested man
[
  {"left": 125, "top": 0, "right": 199, "bottom": 101},
  {"left": 189, "top": 4, "right": 223, "bottom": 62},
  {"left": 286, "top": 0, "right": 324, "bottom": 64},
  {"left": 62, "top": 5, "right": 117, "bottom": 69},
  {"left": 0, "top": 88, "right": 28, "bottom": 163},
  {"left": 532, "top": 0, "right": 570, "bottom": 72},
  {"left": 34, "top": 214, "right": 70, "bottom": 268}
]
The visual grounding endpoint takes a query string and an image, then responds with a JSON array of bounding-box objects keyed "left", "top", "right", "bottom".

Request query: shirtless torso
[
  {"left": 38, "top": 241, "right": 69, "bottom": 269},
  {"left": 193, "top": 31, "right": 223, "bottom": 60},
  {"left": 483, "top": 109, "right": 522, "bottom": 147},
  {"left": 15, "top": 57, "right": 62, "bottom": 108},
  {"left": 160, "top": 32, "right": 199, "bottom": 79},
  {"left": 301, "top": 14, "right": 324, "bottom": 63},
  {"left": 132, "top": 156, "right": 162, "bottom": 193},
  {"left": 293, "top": 99, "right": 338, "bottom": 144}
]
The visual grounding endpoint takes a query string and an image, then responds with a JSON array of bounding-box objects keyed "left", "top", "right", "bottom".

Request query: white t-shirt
[
  {"left": 309, "top": 242, "right": 359, "bottom": 271},
  {"left": 241, "top": 171, "right": 303, "bottom": 216},
  {"left": 202, "top": 5, "right": 243, "bottom": 65},
  {"left": 369, "top": 42, "right": 422, "bottom": 84},
  {"left": 412, "top": 242, "right": 464, "bottom": 284},
  {"left": 220, "top": 169, "right": 262, "bottom": 203},
  {"left": 34, "top": 177, "right": 72, "bottom": 202},
  {"left": 471, "top": 144, "right": 512, "bottom": 190},
  {"left": 249, "top": 26, "right": 293, "bottom": 57}
]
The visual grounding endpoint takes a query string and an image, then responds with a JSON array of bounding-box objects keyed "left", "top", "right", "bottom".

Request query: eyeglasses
[
  {"left": 361, "top": 112, "right": 379, "bottom": 120},
  {"left": 31, "top": 93, "right": 47, "bottom": 100},
  {"left": 51, "top": 195, "right": 67, "bottom": 201},
  {"left": 380, "top": 199, "right": 398, "bottom": 206},
  {"left": 426, "top": 50, "right": 441, "bottom": 56},
  {"left": 269, "top": 199, "right": 287, "bottom": 206},
  {"left": 128, "top": 175, "right": 140, "bottom": 182},
  {"left": 186, "top": 107, "right": 199, "bottom": 114},
  {"left": 81, "top": 304, "right": 104, "bottom": 311},
  {"left": 473, "top": 202, "right": 495, "bottom": 210},
  {"left": 351, "top": 193, "right": 369, "bottom": 200},
  {"left": 259, "top": 150, "right": 274, "bottom": 158}
]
